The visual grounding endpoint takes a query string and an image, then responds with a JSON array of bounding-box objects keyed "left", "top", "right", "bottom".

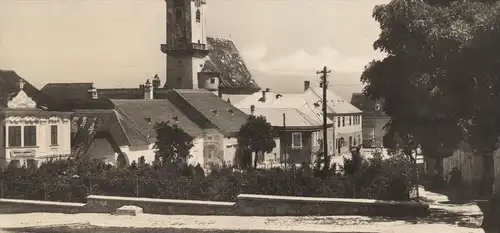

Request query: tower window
[{"left": 196, "top": 9, "right": 201, "bottom": 22}]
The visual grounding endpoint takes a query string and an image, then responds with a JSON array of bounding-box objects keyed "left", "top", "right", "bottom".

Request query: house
[
  {"left": 235, "top": 89, "right": 335, "bottom": 166},
  {"left": 39, "top": 79, "right": 249, "bottom": 167},
  {"left": 0, "top": 77, "right": 72, "bottom": 168},
  {"left": 350, "top": 93, "right": 389, "bottom": 148},
  {"left": 301, "top": 81, "right": 363, "bottom": 158},
  {"left": 160, "top": 0, "right": 260, "bottom": 95}
]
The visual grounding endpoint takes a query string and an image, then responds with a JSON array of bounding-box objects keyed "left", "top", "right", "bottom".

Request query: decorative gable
[{"left": 7, "top": 80, "right": 37, "bottom": 109}]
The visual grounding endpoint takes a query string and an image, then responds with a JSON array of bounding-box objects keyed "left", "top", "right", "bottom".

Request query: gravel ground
[{"left": 0, "top": 213, "right": 485, "bottom": 233}]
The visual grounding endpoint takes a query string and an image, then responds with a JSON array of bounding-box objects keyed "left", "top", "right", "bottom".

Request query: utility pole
[
  {"left": 283, "top": 113, "right": 287, "bottom": 170},
  {"left": 317, "top": 66, "right": 331, "bottom": 175}
]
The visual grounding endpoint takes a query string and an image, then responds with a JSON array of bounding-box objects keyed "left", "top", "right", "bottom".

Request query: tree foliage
[
  {"left": 154, "top": 121, "right": 194, "bottom": 166},
  {"left": 363, "top": 0, "right": 500, "bottom": 195},
  {"left": 237, "top": 115, "right": 276, "bottom": 168}
]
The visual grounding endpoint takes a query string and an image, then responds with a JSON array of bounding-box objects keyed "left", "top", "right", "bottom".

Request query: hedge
[{"left": 0, "top": 153, "right": 416, "bottom": 203}]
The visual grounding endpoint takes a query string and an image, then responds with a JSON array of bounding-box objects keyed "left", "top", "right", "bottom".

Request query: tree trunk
[{"left": 482, "top": 152, "right": 495, "bottom": 198}]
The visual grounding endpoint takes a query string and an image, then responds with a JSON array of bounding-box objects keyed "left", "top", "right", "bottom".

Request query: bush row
[{"left": 0, "top": 153, "right": 416, "bottom": 203}]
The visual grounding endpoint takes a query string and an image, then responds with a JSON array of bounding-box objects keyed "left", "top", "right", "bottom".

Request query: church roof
[
  {"left": 0, "top": 70, "right": 39, "bottom": 107},
  {"left": 203, "top": 37, "right": 260, "bottom": 92}
]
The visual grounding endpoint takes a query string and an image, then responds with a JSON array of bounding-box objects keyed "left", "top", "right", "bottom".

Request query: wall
[
  {"left": 333, "top": 114, "right": 363, "bottom": 160},
  {"left": 86, "top": 138, "right": 116, "bottom": 164},
  {"left": 223, "top": 137, "right": 238, "bottom": 165},
  {"left": 280, "top": 131, "right": 313, "bottom": 164},
  {"left": 0, "top": 194, "right": 430, "bottom": 217},
  {"left": 86, "top": 195, "right": 235, "bottom": 215},
  {"left": 0, "top": 198, "right": 86, "bottom": 214},
  {"left": 235, "top": 194, "right": 429, "bottom": 217},
  {"left": 86, "top": 138, "right": 204, "bottom": 167},
  {"left": 362, "top": 116, "right": 390, "bottom": 147},
  {"left": 0, "top": 194, "right": 428, "bottom": 217},
  {"left": 443, "top": 145, "right": 500, "bottom": 196},
  {"left": 4, "top": 115, "right": 71, "bottom": 167},
  {"left": 188, "top": 138, "right": 204, "bottom": 166}
]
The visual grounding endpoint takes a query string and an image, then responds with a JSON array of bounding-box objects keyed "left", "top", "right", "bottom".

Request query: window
[
  {"left": 8, "top": 126, "right": 21, "bottom": 147},
  {"left": 210, "top": 78, "right": 215, "bottom": 84},
  {"left": 2, "top": 127, "right": 5, "bottom": 147},
  {"left": 349, "top": 136, "right": 353, "bottom": 148},
  {"left": 348, "top": 116, "right": 352, "bottom": 125},
  {"left": 23, "top": 126, "right": 37, "bottom": 147},
  {"left": 342, "top": 117, "right": 345, "bottom": 127},
  {"left": 336, "top": 139, "right": 341, "bottom": 154},
  {"left": 337, "top": 117, "right": 341, "bottom": 127},
  {"left": 291, "top": 132, "right": 302, "bottom": 148},
  {"left": 196, "top": 9, "right": 201, "bottom": 22},
  {"left": 50, "top": 125, "right": 58, "bottom": 146}
]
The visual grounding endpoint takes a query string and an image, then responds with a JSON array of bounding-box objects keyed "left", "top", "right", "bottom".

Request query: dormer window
[{"left": 196, "top": 9, "right": 201, "bottom": 22}]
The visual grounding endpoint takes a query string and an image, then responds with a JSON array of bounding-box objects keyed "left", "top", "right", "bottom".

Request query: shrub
[{"left": 0, "top": 154, "right": 415, "bottom": 202}]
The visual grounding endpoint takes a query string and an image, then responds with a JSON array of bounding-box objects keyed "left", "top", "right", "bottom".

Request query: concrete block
[{"left": 115, "top": 205, "right": 143, "bottom": 216}]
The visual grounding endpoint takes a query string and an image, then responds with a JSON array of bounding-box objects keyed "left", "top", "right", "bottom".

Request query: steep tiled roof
[
  {"left": 0, "top": 70, "right": 39, "bottom": 107},
  {"left": 351, "top": 93, "right": 387, "bottom": 118},
  {"left": 204, "top": 37, "right": 260, "bottom": 92},
  {"left": 172, "top": 89, "right": 248, "bottom": 136},
  {"left": 111, "top": 99, "right": 205, "bottom": 139},
  {"left": 39, "top": 83, "right": 93, "bottom": 103},
  {"left": 302, "top": 87, "right": 362, "bottom": 115}
]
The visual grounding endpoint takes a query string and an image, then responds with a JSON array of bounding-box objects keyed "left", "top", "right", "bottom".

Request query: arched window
[{"left": 196, "top": 9, "right": 201, "bottom": 22}]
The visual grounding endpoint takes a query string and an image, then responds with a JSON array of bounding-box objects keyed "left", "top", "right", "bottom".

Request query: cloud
[{"left": 242, "top": 44, "right": 384, "bottom": 76}]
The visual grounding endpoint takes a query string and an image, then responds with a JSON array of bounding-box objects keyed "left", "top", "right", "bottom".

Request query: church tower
[{"left": 161, "top": 0, "right": 209, "bottom": 89}]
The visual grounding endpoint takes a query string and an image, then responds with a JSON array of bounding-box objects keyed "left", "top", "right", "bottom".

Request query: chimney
[
  {"left": 144, "top": 79, "right": 153, "bottom": 100},
  {"left": 265, "top": 88, "right": 270, "bottom": 92},
  {"left": 152, "top": 74, "right": 161, "bottom": 88},
  {"left": 88, "top": 83, "right": 98, "bottom": 99},
  {"left": 304, "top": 80, "right": 310, "bottom": 91},
  {"left": 261, "top": 90, "right": 266, "bottom": 102},
  {"left": 250, "top": 105, "right": 255, "bottom": 115}
]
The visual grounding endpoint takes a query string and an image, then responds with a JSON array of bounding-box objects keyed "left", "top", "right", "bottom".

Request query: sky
[{"left": 0, "top": 0, "right": 389, "bottom": 99}]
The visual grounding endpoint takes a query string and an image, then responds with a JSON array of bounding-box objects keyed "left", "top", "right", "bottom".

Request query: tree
[
  {"left": 154, "top": 121, "right": 195, "bottom": 166},
  {"left": 237, "top": 115, "right": 276, "bottom": 168},
  {"left": 363, "top": 0, "right": 500, "bottom": 196}
]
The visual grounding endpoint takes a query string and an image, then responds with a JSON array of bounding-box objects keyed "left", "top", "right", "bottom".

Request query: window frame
[
  {"left": 291, "top": 132, "right": 303, "bottom": 149},
  {"left": 23, "top": 125, "right": 37, "bottom": 147},
  {"left": 50, "top": 125, "right": 58, "bottom": 146},
  {"left": 8, "top": 126, "right": 21, "bottom": 147}
]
